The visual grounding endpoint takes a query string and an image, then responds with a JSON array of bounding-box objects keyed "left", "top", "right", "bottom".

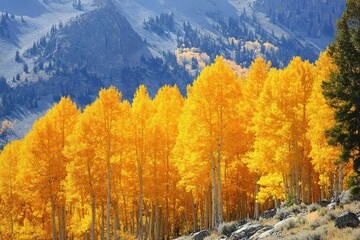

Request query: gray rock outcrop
[{"left": 335, "top": 211, "right": 360, "bottom": 229}]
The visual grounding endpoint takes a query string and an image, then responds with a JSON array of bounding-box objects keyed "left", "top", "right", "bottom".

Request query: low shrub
[
  {"left": 308, "top": 203, "right": 320, "bottom": 213},
  {"left": 217, "top": 221, "right": 239, "bottom": 237}
]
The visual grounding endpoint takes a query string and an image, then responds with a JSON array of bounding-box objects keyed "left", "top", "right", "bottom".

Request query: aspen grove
[{"left": 0, "top": 54, "right": 354, "bottom": 239}]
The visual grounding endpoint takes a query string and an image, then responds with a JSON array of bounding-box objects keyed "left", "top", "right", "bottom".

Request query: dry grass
[
  {"left": 276, "top": 201, "right": 360, "bottom": 239},
  {"left": 326, "top": 226, "right": 360, "bottom": 239},
  {"left": 308, "top": 203, "right": 320, "bottom": 213},
  {"left": 343, "top": 201, "right": 360, "bottom": 213},
  {"left": 307, "top": 211, "right": 321, "bottom": 223},
  {"left": 204, "top": 232, "right": 224, "bottom": 240},
  {"left": 259, "top": 217, "right": 279, "bottom": 227}
]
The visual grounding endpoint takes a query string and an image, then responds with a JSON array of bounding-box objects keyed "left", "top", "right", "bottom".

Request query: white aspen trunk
[
  {"left": 334, "top": 166, "right": 339, "bottom": 200},
  {"left": 204, "top": 192, "right": 209, "bottom": 229},
  {"left": 114, "top": 203, "right": 120, "bottom": 240},
  {"left": 155, "top": 205, "right": 159, "bottom": 240},
  {"left": 294, "top": 144, "right": 300, "bottom": 204},
  {"left": 190, "top": 191, "right": 198, "bottom": 231},
  {"left": 62, "top": 206, "right": 66, "bottom": 240},
  {"left": 58, "top": 208, "right": 63, "bottom": 240},
  {"left": 165, "top": 149, "right": 170, "bottom": 240},
  {"left": 217, "top": 140, "right": 223, "bottom": 224},
  {"left": 211, "top": 153, "right": 218, "bottom": 228},
  {"left": 138, "top": 161, "right": 144, "bottom": 240},
  {"left": 91, "top": 195, "right": 96, "bottom": 240},
  {"left": 150, "top": 203, "right": 155, "bottom": 240},
  {"left": 339, "top": 162, "right": 344, "bottom": 193},
  {"left": 254, "top": 174, "right": 259, "bottom": 219},
  {"left": 301, "top": 148, "right": 305, "bottom": 203},
  {"left": 121, "top": 190, "right": 128, "bottom": 232},
  {"left": 106, "top": 157, "right": 111, "bottom": 240},
  {"left": 50, "top": 177, "right": 57, "bottom": 240},
  {"left": 308, "top": 169, "right": 312, "bottom": 203},
  {"left": 242, "top": 192, "right": 247, "bottom": 219},
  {"left": 158, "top": 207, "right": 163, "bottom": 240}
]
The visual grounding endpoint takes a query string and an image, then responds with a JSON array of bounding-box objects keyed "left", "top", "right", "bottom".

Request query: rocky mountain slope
[
  {"left": 177, "top": 190, "right": 360, "bottom": 240},
  {"left": 22, "top": 1, "right": 151, "bottom": 83}
]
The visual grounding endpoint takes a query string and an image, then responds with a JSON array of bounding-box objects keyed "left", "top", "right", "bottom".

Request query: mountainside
[
  {"left": 0, "top": 0, "right": 346, "bottom": 141},
  {"left": 254, "top": 0, "right": 345, "bottom": 49},
  {"left": 22, "top": 1, "right": 151, "bottom": 83}
]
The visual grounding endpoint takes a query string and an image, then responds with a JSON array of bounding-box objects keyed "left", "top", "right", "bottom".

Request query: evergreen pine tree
[{"left": 322, "top": 0, "right": 360, "bottom": 173}]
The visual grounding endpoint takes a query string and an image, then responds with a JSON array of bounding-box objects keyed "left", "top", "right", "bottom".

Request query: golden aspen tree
[
  {"left": 15, "top": 142, "right": 47, "bottom": 239},
  {"left": 245, "top": 68, "right": 290, "bottom": 204},
  {"left": 109, "top": 100, "right": 131, "bottom": 240},
  {"left": 131, "top": 85, "right": 154, "bottom": 240},
  {"left": 0, "top": 140, "right": 22, "bottom": 239},
  {"left": 22, "top": 97, "right": 79, "bottom": 240},
  {"left": 175, "top": 56, "right": 241, "bottom": 228},
  {"left": 65, "top": 87, "right": 131, "bottom": 240},
  {"left": 307, "top": 52, "right": 349, "bottom": 200},
  {"left": 92, "top": 87, "right": 127, "bottom": 240},
  {"left": 174, "top": 95, "right": 211, "bottom": 232},
  {"left": 64, "top": 105, "right": 107, "bottom": 239},
  {"left": 286, "top": 57, "right": 316, "bottom": 204},
  {"left": 247, "top": 57, "right": 316, "bottom": 204},
  {"left": 149, "top": 85, "right": 184, "bottom": 239},
  {"left": 241, "top": 57, "right": 271, "bottom": 217}
]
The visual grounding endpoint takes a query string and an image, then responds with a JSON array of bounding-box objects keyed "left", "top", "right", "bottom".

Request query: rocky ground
[{"left": 176, "top": 190, "right": 360, "bottom": 240}]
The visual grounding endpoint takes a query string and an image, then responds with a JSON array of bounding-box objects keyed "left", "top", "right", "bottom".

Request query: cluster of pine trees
[{"left": 0, "top": 53, "right": 352, "bottom": 239}]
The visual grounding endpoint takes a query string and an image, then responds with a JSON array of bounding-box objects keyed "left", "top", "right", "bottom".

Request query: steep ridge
[{"left": 34, "top": 1, "right": 152, "bottom": 79}]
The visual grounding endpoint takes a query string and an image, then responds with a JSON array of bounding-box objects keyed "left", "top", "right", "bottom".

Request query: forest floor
[{"left": 177, "top": 190, "right": 360, "bottom": 240}]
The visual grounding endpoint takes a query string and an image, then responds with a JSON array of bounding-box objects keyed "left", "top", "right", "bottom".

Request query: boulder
[
  {"left": 256, "top": 228, "right": 274, "bottom": 239},
  {"left": 277, "top": 210, "right": 292, "bottom": 221},
  {"left": 249, "top": 226, "right": 273, "bottom": 240},
  {"left": 335, "top": 211, "right": 360, "bottom": 229},
  {"left": 229, "top": 223, "right": 263, "bottom": 240},
  {"left": 273, "top": 217, "right": 296, "bottom": 232},
  {"left": 260, "top": 209, "right": 277, "bottom": 219},
  {"left": 238, "top": 219, "right": 247, "bottom": 227},
  {"left": 190, "top": 230, "right": 210, "bottom": 240},
  {"left": 327, "top": 202, "right": 336, "bottom": 210}
]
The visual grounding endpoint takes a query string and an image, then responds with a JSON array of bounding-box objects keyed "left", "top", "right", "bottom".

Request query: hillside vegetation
[{"left": 0, "top": 53, "right": 352, "bottom": 240}]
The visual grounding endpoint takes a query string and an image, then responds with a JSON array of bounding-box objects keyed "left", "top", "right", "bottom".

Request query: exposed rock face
[
  {"left": 249, "top": 226, "right": 273, "bottom": 240},
  {"left": 260, "top": 208, "right": 276, "bottom": 219},
  {"left": 38, "top": 1, "right": 151, "bottom": 78},
  {"left": 277, "top": 210, "right": 292, "bottom": 221},
  {"left": 335, "top": 211, "right": 360, "bottom": 229},
  {"left": 254, "top": 0, "right": 345, "bottom": 38},
  {"left": 256, "top": 228, "right": 274, "bottom": 239},
  {"left": 190, "top": 230, "right": 210, "bottom": 240},
  {"left": 327, "top": 202, "right": 336, "bottom": 210},
  {"left": 273, "top": 217, "right": 296, "bottom": 232},
  {"left": 229, "top": 223, "right": 264, "bottom": 240}
]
